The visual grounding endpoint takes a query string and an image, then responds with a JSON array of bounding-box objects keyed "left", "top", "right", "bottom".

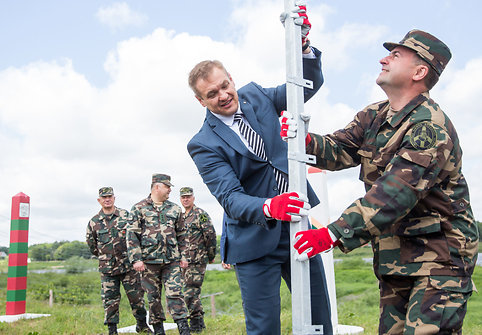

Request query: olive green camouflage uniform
[
  {"left": 182, "top": 204, "right": 217, "bottom": 319},
  {"left": 86, "top": 206, "right": 147, "bottom": 325},
  {"left": 127, "top": 195, "right": 189, "bottom": 324},
  {"left": 308, "top": 91, "right": 478, "bottom": 334},
  {"left": 307, "top": 30, "right": 478, "bottom": 334}
]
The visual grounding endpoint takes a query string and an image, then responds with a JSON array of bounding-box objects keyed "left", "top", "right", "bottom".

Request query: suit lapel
[
  {"left": 239, "top": 99, "right": 264, "bottom": 139},
  {"left": 205, "top": 109, "right": 261, "bottom": 160}
]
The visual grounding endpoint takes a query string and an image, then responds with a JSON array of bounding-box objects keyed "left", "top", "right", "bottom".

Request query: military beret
[{"left": 383, "top": 29, "right": 451, "bottom": 76}]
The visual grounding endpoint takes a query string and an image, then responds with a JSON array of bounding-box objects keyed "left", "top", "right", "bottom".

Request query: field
[{"left": 0, "top": 248, "right": 481, "bottom": 334}]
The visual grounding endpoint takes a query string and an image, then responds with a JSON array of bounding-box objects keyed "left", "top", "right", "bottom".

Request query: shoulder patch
[
  {"left": 200, "top": 214, "right": 208, "bottom": 223},
  {"left": 410, "top": 122, "right": 437, "bottom": 150}
]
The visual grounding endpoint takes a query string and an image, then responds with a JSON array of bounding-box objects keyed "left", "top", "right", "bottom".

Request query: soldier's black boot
[
  {"left": 136, "top": 318, "right": 153, "bottom": 334},
  {"left": 189, "top": 317, "right": 206, "bottom": 333},
  {"left": 175, "top": 318, "right": 191, "bottom": 335},
  {"left": 107, "top": 323, "right": 118, "bottom": 335},
  {"left": 152, "top": 322, "right": 165, "bottom": 335}
]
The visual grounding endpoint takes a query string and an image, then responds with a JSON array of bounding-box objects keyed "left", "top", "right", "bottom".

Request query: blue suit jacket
[{"left": 188, "top": 48, "right": 323, "bottom": 264}]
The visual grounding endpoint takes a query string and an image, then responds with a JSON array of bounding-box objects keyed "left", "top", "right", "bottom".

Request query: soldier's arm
[
  {"left": 175, "top": 211, "right": 188, "bottom": 263},
  {"left": 86, "top": 221, "right": 99, "bottom": 257},
  {"left": 201, "top": 212, "right": 217, "bottom": 262},
  {"left": 328, "top": 122, "right": 454, "bottom": 251},
  {"left": 306, "top": 109, "right": 370, "bottom": 171},
  {"left": 126, "top": 208, "right": 143, "bottom": 264}
]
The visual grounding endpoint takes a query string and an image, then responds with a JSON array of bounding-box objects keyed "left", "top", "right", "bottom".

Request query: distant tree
[
  {"left": 53, "top": 241, "right": 90, "bottom": 260},
  {"left": 0, "top": 246, "right": 8, "bottom": 255},
  {"left": 29, "top": 243, "right": 53, "bottom": 261}
]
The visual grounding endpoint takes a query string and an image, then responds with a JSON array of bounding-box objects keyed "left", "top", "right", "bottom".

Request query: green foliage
[
  {"left": 0, "top": 245, "right": 8, "bottom": 255},
  {"left": 29, "top": 241, "right": 70, "bottom": 261},
  {"left": 29, "top": 243, "right": 54, "bottom": 261},
  {"left": 28, "top": 271, "right": 98, "bottom": 306},
  {"left": 64, "top": 256, "right": 94, "bottom": 274},
  {"left": 1, "top": 256, "right": 482, "bottom": 334},
  {"left": 53, "top": 241, "right": 91, "bottom": 260}
]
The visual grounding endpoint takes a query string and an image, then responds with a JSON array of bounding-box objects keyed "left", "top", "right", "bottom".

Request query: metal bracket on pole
[
  {"left": 287, "top": 77, "right": 314, "bottom": 89},
  {"left": 283, "top": 0, "right": 323, "bottom": 334},
  {"left": 288, "top": 152, "right": 316, "bottom": 165}
]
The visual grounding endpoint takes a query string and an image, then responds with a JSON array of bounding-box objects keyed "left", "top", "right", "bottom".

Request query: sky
[{"left": 0, "top": 0, "right": 481, "bottom": 246}]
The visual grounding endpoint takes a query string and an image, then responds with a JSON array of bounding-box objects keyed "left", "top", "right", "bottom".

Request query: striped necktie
[{"left": 234, "top": 113, "right": 289, "bottom": 194}]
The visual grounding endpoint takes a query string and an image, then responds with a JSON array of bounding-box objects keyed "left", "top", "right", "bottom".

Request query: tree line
[{"left": 27, "top": 241, "right": 91, "bottom": 261}]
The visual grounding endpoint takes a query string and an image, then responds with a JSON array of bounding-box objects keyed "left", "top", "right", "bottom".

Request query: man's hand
[
  {"left": 294, "top": 227, "right": 339, "bottom": 260},
  {"left": 221, "top": 262, "right": 231, "bottom": 270},
  {"left": 133, "top": 260, "right": 145, "bottom": 272},
  {"left": 263, "top": 192, "right": 310, "bottom": 222},
  {"left": 280, "top": 111, "right": 312, "bottom": 145},
  {"left": 180, "top": 260, "right": 188, "bottom": 268},
  {"left": 280, "top": 2, "right": 312, "bottom": 44}
]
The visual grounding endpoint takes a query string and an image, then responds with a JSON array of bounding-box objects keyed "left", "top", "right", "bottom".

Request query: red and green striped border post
[{"left": 6, "top": 192, "right": 30, "bottom": 315}]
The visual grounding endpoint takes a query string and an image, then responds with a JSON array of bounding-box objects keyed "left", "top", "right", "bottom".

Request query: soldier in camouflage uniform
[
  {"left": 127, "top": 174, "right": 191, "bottom": 335},
  {"left": 86, "top": 187, "right": 151, "bottom": 335},
  {"left": 179, "top": 187, "right": 217, "bottom": 333},
  {"left": 288, "top": 30, "right": 479, "bottom": 334}
]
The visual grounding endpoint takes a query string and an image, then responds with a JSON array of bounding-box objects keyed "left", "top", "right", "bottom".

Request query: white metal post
[{"left": 284, "top": 0, "right": 322, "bottom": 334}]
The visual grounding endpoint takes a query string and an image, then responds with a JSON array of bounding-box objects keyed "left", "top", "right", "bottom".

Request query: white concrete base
[
  {"left": 335, "top": 324, "right": 364, "bottom": 334},
  {"left": 118, "top": 322, "right": 177, "bottom": 333},
  {"left": 0, "top": 313, "right": 51, "bottom": 323}
]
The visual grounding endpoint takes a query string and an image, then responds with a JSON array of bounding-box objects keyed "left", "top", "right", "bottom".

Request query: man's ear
[
  {"left": 196, "top": 95, "right": 207, "bottom": 107},
  {"left": 413, "top": 64, "right": 429, "bottom": 82}
]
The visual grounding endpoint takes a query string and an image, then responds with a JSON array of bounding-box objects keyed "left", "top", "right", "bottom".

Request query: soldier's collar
[{"left": 387, "top": 92, "right": 429, "bottom": 127}]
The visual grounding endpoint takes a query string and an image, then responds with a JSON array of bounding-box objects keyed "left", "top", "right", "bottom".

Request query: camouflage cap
[
  {"left": 383, "top": 29, "right": 451, "bottom": 76},
  {"left": 180, "top": 187, "right": 193, "bottom": 196},
  {"left": 152, "top": 173, "right": 173, "bottom": 187},
  {"left": 99, "top": 187, "right": 114, "bottom": 197}
]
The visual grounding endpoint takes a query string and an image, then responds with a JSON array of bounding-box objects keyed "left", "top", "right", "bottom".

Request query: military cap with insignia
[
  {"left": 152, "top": 173, "right": 173, "bottom": 187},
  {"left": 180, "top": 187, "right": 193, "bottom": 196},
  {"left": 383, "top": 29, "right": 451, "bottom": 76},
  {"left": 99, "top": 186, "right": 114, "bottom": 197}
]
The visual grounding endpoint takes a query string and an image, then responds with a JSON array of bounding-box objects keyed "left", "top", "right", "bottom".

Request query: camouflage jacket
[
  {"left": 86, "top": 207, "right": 132, "bottom": 275},
  {"left": 308, "top": 92, "right": 479, "bottom": 278},
  {"left": 183, "top": 205, "right": 217, "bottom": 264},
  {"left": 127, "top": 196, "right": 187, "bottom": 265}
]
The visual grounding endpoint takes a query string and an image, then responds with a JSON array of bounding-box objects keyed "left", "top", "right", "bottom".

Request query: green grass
[{"left": 0, "top": 253, "right": 481, "bottom": 334}]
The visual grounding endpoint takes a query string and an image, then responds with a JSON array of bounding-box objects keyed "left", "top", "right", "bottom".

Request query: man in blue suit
[{"left": 186, "top": 9, "right": 332, "bottom": 335}]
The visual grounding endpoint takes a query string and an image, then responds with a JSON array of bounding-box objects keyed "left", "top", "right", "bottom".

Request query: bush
[{"left": 64, "top": 256, "right": 94, "bottom": 274}]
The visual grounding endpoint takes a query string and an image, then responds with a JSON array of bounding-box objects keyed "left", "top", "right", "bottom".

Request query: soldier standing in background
[
  {"left": 288, "top": 30, "right": 479, "bottom": 334},
  {"left": 179, "top": 187, "right": 217, "bottom": 333},
  {"left": 127, "top": 174, "right": 191, "bottom": 335},
  {"left": 86, "top": 187, "right": 151, "bottom": 335}
]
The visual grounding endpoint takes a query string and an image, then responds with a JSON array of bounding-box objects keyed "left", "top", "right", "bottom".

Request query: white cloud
[{"left": 96, "top": 2, "right": 147, "bottom": 31}]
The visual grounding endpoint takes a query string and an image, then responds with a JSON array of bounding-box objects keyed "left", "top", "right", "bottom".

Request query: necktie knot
[{"left": 233, "top": 113, "right": 243, "bottom": 124}]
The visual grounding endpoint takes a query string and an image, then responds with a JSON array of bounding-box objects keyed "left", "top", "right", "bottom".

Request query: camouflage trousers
[
  {"left": 182, "top": 262, "right": 207, "bottom": 318},
  {"left": 379, "top": 275, "right": 473, "bottom": 334},
  {"left": 142, "top": 262, "right": 188, "bottom": 324},
  {"left": 100, "top": 270, "right": 147, "bottom": 324}
]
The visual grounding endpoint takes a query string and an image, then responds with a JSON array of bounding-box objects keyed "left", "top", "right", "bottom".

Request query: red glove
[
  {"left": 280, "top": 111, "right": 311, "bottom": 146},
  {"left": 294, "top": 227, "right": 340, "bottom": 260},
  {"left": 279, "top": 4, "right": 312, "bottom": 44},
  {"left": 296, "top": 5, "right": 311, "bottom": 44},
  {"left": 263, "top": 192, "right": 310, "bottom": 222}
]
